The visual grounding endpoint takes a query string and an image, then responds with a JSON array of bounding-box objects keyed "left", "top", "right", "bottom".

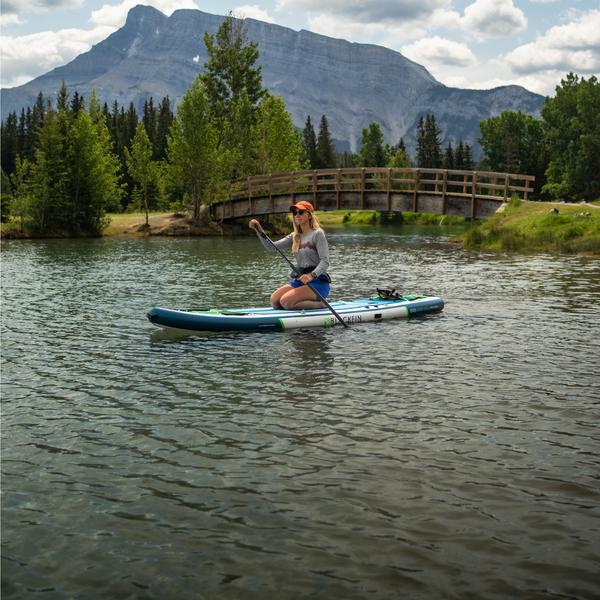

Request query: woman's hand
[
  {"left": 299, "top": 273, "right": 315, "bottom": 284},
  {"left": 249, "top": 219, "right": 260, "bottom": 231}
]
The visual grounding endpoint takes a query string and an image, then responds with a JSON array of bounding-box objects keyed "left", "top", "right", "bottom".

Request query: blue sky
[{"left": 1, "top": 0, "right": 598, "bottom": 95}]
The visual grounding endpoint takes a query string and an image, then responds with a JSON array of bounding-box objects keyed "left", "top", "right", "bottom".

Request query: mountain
[{"left": 1, "top": 4, "right": 545, "bottom": 157}]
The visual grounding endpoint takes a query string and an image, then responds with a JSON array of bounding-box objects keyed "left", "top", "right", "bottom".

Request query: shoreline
[{"left": 2, "top": 204, "right": 599, "bottom": 257}]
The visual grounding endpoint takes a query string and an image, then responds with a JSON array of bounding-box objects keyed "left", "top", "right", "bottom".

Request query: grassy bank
[
  {"left": 451, "top": 198, "right": 600, "bottom": 256},
  {"left": 316, "top": 210, "right": 471, "bottom": 226}
]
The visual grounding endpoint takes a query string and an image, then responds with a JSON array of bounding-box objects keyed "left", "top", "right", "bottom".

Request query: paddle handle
[{"left": 252, "top": 223, "right": 349, "bottom": 328}]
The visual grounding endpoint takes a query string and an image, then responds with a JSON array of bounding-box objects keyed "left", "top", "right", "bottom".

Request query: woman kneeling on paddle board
[{"left": 250, "top": 201, "right": 331, "bottom": 310}]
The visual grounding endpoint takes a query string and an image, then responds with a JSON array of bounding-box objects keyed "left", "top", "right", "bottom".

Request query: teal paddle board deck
[{"left": 147, "top": 295, "right": 444, "bottom": 332}]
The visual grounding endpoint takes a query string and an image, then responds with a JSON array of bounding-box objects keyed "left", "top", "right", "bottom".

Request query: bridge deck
[{"left": 211, "top": 167, "right": 534, "bottom": 221}]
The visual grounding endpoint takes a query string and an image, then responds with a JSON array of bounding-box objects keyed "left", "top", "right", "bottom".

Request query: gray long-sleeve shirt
[{"left": 259, "top": 228, "right": 330, "bottom": 278}]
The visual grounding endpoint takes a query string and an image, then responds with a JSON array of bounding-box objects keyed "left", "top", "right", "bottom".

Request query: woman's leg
[
  {"left": 270, "top": 285, "right": 295, "bottom": 309},
  {"left": 280, "top": 285, "right": 324, "bottom": 310}
]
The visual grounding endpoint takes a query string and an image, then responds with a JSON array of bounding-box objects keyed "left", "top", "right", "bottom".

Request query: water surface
[{"left": 2, "top": 226, "right": 599, "bottom": 599}]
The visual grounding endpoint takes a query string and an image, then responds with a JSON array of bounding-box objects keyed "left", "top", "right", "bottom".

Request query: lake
[{"left": 2, "top": 225, "right": 599, "bottom": 600}]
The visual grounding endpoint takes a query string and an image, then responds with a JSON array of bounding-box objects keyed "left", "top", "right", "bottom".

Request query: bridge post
[
  {"left": 361, "top": 168, "right": 366, "bottom": 209},
  {"left": 413, "top": 169, "right": 420, "bottom": 212},
  {"left": 337, "top": 169, "right": 341, "bottom": 209},
  {"left": 291, "top": 172, "right": 295, "bottom": 204},
  {"left": 442, "top": 170, "right": 448, "bottom": 215},
  {"left": 248, "top": 177, "right": 252, "bottom": 215},
  {"left": 471, "top": 171, "right": 478, "bottom": 218},
  {"left": 269, "top": 174, "right": 274, "bottom": 213},
  {"left": 386, "top": 168, "right": 391, "bottom": 210},
  {"left": 313, "top": 171, "right": 317, "bottom": 209}
]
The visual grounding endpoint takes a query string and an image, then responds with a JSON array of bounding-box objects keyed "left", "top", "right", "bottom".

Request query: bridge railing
[{"left": 228, "top": 167, "right": 534, "bottom": 205}]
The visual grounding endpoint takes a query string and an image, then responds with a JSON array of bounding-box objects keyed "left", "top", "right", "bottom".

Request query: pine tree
[
  {"left": 166, "top": 76, "right": 226, "bottom": 219},
  {"left": 443, "top": 141, "right": 455, "bottom": 170},
  {"left": 1, "top": 112, "right": 19, "bottom": 176},
  {"left": 125, "top": 123, "right": 159, "bottom": 225},
  {"left": 416, "top": 114, "right": 443, "bottom": 168},
  {"left": 154, "top": 97, "right": 174, "bottom": 161},
  {"left": 316, "top": 115, "right": 337, "bottom": 169},
  {"left": 359, "top": 122, "right": 386, "bottom": 168},
  {"left": 302, "top": 115, "right": 318, "bottom": 168},
  {"left": 201, "top": 12, "right": 264, "bottom": 128},
  {"left": 71, "top": 91, "right": 84, "bottom": 116}
]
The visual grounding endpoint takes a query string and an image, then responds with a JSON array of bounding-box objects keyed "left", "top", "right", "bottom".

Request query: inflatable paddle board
[{"left": 147, "top": 294, "right": 444, "bottom": 333}]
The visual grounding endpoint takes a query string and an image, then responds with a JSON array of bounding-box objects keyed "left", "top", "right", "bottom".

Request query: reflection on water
[{"left": 2, "top": 228, "right": 599, "bottom": 600}]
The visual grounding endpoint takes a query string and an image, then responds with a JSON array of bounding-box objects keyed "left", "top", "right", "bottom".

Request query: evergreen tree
[
  {"left": 1, "top": 112, "right": 19, "bottom": 176},
  {"left": 29, "top": 99, "right": 68, "bottom": 233},
  {"left": 201, "top": 13, "right": 266, "bottom": 179},
  {"left": 359, "top": 122, "right": 386, "bottom": 167},
  {"left": 416, "top": 114, "right": 443, "bottom": 168},
  {"left": 67, "top": 90, "right": 123, "bottom": 232},
  {"left": 154, "top": 97, "right": 174, "bottom": 161},
  {"left": 8, "top": 157, "right": 32, "bottom": 230},
  {"left": 166, "top": 76, "right": 226, "bottom": 219},
  {"left": 125, "top": 123, "right": 159, "bottom": 225},
  {"left": 71, "top": 91, "right": 84, "bottom": 116},
  {"left": 316, "top": 115, "right": 337, "bottom": 169},
  {"left": 252, "top": 95, "right": 305, "bottom": 175},
  {"left": 454, "top": 139, "right": 475, "bottom": 170},
  {"left": 1, "top": 168, "right": 12, "bottom": 223},
  {"left": 541, "top": 73, "right": 599, "bottom": 201},
  {"left": 201, "top": 12, "right": 264, "bottom": 128},
  {"left": 142, "top": 97, "right": 157, "bottom": 147},
  {"left": 443, "top": 141, "right": 455, "bottom": 170},
  {"left": 302, "top": 115, "right": 318, "bottom": 168}
]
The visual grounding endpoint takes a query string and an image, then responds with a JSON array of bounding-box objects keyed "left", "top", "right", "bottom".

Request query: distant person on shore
[{"left": 249, "top": 201, "right": 331, "bottom": 310}]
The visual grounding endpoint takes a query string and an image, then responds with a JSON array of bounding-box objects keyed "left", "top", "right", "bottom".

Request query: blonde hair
[{"left": 292, "top": 212, "right": 323, "bottom": 252}]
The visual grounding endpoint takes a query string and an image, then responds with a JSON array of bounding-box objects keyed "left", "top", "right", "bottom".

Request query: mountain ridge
[{"left": 1, "top": 5, "right": 544, "bottom": 155}]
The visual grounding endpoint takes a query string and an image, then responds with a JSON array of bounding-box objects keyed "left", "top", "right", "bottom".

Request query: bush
[{"left": 465, "top": 227, "right": 484, "bottom": 246}]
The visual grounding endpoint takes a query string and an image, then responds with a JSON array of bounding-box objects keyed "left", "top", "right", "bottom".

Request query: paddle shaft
[{"left": 253, "top": 224, "right": 349, "bottom": 328}]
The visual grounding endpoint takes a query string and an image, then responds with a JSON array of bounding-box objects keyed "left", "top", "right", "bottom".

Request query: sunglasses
[{"left": 292, "top": 209, "right": 309, "bottom": 216}]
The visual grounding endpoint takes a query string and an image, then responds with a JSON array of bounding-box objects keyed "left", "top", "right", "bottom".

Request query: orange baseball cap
[{"left": 289, "top": 201, "right": 314, "bottom": 213}]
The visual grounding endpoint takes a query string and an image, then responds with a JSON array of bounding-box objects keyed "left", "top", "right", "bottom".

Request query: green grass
[
  {"left": 454, "top": 200, "right": 600, "bottom": 255},
  {"left": 317, "top": 210, "right": 471, "bottom": 226}
]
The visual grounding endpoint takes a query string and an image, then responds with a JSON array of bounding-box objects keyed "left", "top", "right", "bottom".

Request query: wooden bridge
[{"left": 211, "top": 168, "right": 535, "bottom": 221}]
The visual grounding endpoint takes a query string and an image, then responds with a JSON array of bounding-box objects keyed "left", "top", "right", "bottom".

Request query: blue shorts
[{"left": 288, "top": 275, "right": 330, "bottom": 300}]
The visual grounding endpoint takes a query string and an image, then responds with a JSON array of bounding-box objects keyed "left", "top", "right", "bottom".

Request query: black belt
[{"left": 297, "top": 267, "right": 331, "bottom": 283}]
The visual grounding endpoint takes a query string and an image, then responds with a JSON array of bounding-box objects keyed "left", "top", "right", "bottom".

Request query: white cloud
[
  {"left": 1, "top": 26, "right": 115, "bottom": 88},
  {"left": 36, "top": 0, "right": 84, "bottom": 10},
  {"left": 278, "top": 0, "right": 453, "bottom": 25},
  {"left": 461, "top": 0, "right": 527, "bottom": 38},
  {"left": 1, "top": 0, "right": 32, "bottom": 15},
  {"left": 505, "top": 9, "right": 600, "bottom": 75},
  {"left": 402, "top": 36, "right": 477, "bottom": 68},
  {"left": 1, "top": 13, "right": 24, "bottom": 26},
  {"left": 1, "top": 0, "right": 83, "bottom": 15},
  {"left": 234, "top": 5, "right": 276, "bottom": 23},
  {"left": 283, "top": 0, "right": 460, "bottom": 46},
  {"left": 90, "top": 0, "right": 198, "bottom": 29}
]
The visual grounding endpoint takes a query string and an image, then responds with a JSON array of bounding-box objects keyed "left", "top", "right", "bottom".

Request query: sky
[{"left": 1, "top": 0, "right": 599, "bottom": 95}]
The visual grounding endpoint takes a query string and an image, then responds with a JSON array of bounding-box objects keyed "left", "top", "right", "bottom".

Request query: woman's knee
[{"left": 279, "top": 293, "right": 294, "bottom": 310}]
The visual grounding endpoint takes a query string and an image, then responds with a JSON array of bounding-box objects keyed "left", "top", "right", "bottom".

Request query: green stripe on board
[{"left": 279, "top": 318, "right": 285, "bottom": 331}]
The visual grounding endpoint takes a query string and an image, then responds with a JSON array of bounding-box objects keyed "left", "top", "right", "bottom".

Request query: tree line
[{"left": 300, "top": 112, "right": 475, "bottom": 173}]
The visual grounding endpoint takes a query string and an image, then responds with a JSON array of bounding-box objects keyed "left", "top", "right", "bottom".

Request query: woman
[{"left": 249, "top": 201, "right": 330, "bottom": 310}]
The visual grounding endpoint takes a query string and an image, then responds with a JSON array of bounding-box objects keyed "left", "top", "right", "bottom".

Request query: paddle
[{"left": 251, "top": 223, "right": 349, "bottom": 328}]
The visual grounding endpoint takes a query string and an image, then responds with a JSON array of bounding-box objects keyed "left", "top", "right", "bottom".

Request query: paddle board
[{"left": 147, "top": 295, "right": 444, "bottom": 332}]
